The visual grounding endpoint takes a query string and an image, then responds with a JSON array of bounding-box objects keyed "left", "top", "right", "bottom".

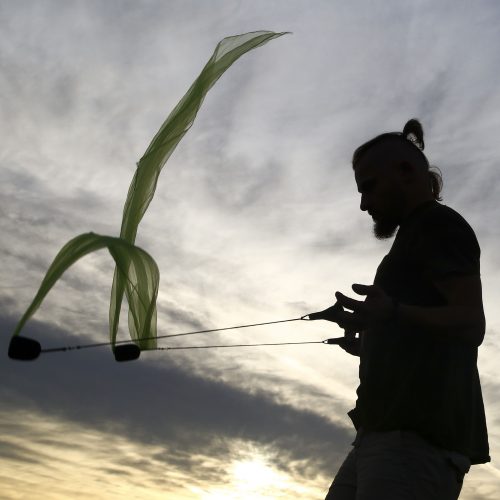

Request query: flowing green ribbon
[
  {"left": 12, "top": 31, "right": 288, "bottom": 352},
  {"left": 12, "top": 233, "right": 159, "bottom": 350}
]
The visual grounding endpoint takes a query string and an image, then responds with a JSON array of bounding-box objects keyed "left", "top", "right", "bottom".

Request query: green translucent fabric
[
  {"left": 12, "top": 233, "right": 159, "bottom": 350},
  {"left": 119, "top": 31, "right": 288, "bottom": 245},
  {"left": 111, "top": 30, "right": 287, "bottom": 347},
  {"left": 12, "top": 31, "right": 287, "bottom": 352}
]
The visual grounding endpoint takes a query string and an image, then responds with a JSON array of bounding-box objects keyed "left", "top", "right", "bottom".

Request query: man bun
[
  {"left": 402, "top": 118, "right": 425, "bottom": 151},
  {"left": 403, "top": 118, "right": 443, "bottom": 201}
]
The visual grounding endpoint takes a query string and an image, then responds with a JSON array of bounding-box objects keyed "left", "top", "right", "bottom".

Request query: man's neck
[{"left": 401, "top": 194, "right": 435, "bottom": 221}]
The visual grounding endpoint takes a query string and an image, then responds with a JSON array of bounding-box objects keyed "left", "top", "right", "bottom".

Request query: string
[
  {"left": 154, "top": 340, "right": 325, "bottom": 351},
  {"left": 40, "top": 317, "right": 307, "bottom": 353}
]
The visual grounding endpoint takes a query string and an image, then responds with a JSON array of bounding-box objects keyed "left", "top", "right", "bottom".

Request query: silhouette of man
[{"left": 325, "top": 120, "right": 489, "bottom": 500}]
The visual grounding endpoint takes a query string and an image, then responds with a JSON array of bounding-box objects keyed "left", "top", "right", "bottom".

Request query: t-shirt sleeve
[{"left": 415, "top": 209, "right": 480, "bottom": 279}]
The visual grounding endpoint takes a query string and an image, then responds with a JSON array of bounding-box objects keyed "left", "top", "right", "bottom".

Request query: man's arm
[{"left": 398, "top": 274, "right": 485, "bottom": 346}]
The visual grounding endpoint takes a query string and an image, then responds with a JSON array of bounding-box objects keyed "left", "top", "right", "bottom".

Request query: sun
[
  {"left": 196, "top": 453, "right": 289, "bottom": 499},
  {"left": 232, "top": 458, "right": 280, "bottom": 489}
]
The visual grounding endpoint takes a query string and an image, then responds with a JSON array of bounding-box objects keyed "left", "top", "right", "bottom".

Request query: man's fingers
[
  {"left": 335, "top": 309, "right": 365, "bottom": 330},
  {"left": 344, "top": 330, "right": 356, "bottom": 339},
  {"left": 352, "top": 283, "right": 386, "bottom": 298},
  {"left": 352, "top": 283, "right": 374, "bottom": 295},
  {"left": 335, "top": 291, "right": 364, "bottom": 311}
]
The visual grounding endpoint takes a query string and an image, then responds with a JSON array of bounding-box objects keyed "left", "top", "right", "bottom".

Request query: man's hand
[
  {"left": 337, "top": 330, "right": 360, "bottom": 356},
  {"left": 334, "top": 284, "right": 394, "bottom": 331}
]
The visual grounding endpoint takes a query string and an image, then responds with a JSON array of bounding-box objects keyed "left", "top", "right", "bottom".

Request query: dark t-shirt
[{"left": 348, "top": 201, "right": 490, "bottom": 464}]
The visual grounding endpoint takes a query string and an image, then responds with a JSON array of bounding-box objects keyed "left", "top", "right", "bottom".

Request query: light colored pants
[{"left": 325, "top": 429, "right": 470, "bottom": 500}]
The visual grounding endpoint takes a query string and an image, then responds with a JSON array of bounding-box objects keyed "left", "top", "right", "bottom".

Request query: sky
[{"left": 1, "top": 0, "right": 500, "bottom": 498}]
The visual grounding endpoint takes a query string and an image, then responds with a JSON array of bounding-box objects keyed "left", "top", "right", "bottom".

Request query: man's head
[{"left": 352, "top": 119, "right": 442, "bottom": 239}]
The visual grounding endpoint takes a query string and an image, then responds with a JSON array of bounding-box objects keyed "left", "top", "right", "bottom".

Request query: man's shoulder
[
  {"left": 419, "top": 202, "right": 477, "bottom": 238},
  {"left": 415, "top": 202, "right": 481, "bottom": 270},
  {"left": 395, "top": 201, "right": 481, "bottom": 261}
]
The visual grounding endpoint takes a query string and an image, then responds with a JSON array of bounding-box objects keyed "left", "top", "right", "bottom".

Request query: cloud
[
  {"left": 1, "top": 312, "right": 353, "bottom": 485},
  {"left": 2, "top": 1, "right": 500, "bottom": 498}
]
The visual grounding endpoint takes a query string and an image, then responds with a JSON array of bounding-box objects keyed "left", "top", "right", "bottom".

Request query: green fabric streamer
[
  {"left": 120, "top": 31, "right": 288, "bottom": 244},
  {"left": 12, "top": 31, "right": 287, "bottom": 353},
  {"left": 12, "top": 233, "right": 159, "bottom": 350},
  {"left": 110, "top": 30, "right": 288, "bottom": 346}
]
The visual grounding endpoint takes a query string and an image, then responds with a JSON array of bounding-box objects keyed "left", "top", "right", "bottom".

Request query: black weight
[
  {"left": 114, "top": 344, "right": 141, "bottom": 362},
  {"left": 8, "top": 336, "right": 42, "bottom": 361}
]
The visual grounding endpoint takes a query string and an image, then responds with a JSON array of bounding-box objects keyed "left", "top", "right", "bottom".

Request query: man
[{"left": 325, "top": 120, "right": 489, "bottom": 500}]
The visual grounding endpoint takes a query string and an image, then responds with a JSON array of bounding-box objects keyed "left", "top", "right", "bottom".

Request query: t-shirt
[{"left": 347, "top": 200, "right": 490, "bottom": 464}]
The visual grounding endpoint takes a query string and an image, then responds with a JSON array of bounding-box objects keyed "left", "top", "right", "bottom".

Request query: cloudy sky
[{"left": 2, "top": 1, "right": 500, "bottom": 498}]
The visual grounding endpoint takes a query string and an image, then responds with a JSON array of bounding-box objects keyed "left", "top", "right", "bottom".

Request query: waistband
[{"left": 352, "top": 428, "right": 471, "bottom": 475}]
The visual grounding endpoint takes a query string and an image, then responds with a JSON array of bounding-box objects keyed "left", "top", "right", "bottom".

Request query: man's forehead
[
  {"left": 354, "top": 141, "right": 399, "bottom": 180},
  {"left": 354, "top": 166, "right": 378, "bottom": 192},
  {"left": 354, "top": 153, "right": 382, "bottom": 183},
  {"left": 356, "top": 141, "right": 396, "bottom": 167}
]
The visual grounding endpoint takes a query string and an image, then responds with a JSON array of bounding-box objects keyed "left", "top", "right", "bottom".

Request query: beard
[
  {"left": 371, "top": 191, "right": 404, "bottom": 240},
  {"left": 373, "top": 216, "right": 399, "bottom": 240}
]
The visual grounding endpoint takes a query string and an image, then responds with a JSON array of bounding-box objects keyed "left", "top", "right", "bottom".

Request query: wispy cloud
[{"left": 2, "top": 0, "right": 500, "bottom": 498}]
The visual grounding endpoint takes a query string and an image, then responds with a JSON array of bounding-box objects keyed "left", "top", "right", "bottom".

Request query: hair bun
[{"left": 402, "top": 118, "right": 425, "bottom": 150}]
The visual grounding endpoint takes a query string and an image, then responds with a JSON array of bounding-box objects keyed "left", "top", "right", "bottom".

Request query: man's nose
[{"left": 360, "top": 195, "right": 369, "bottom": 212}]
